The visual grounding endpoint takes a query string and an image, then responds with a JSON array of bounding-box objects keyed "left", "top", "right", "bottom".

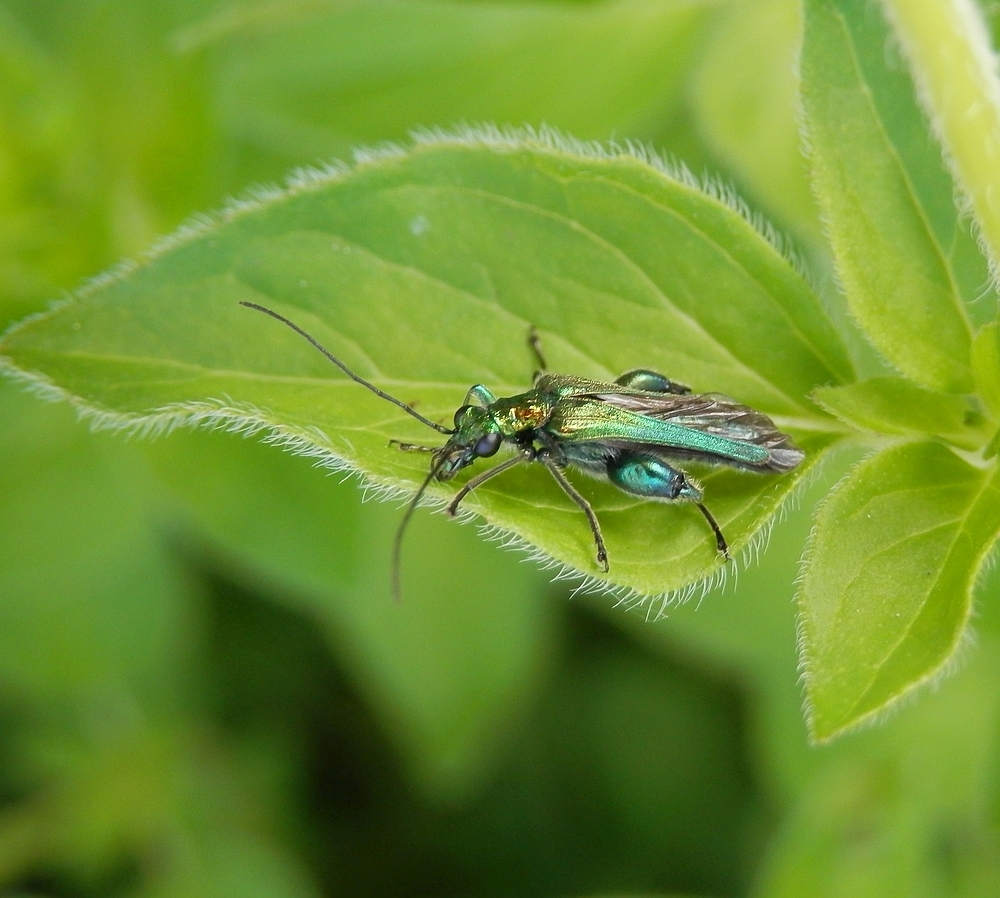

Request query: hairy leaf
[
  {"left": 798, "top": 440, "right": 1000, "bottom": 741},
  {"left": 813, "top": 377, "right": 992, "bottom": 451},
  {"left": 882, "top": 0, "right": 1000, "bottom": 275},
  {"left": 0, "top": 133, "right": 849, "bottom": 598},
  {"left": 801, "top": 0, "right": 990, "bottom": 392}
]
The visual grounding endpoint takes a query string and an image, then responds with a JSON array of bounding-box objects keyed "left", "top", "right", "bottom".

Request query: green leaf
[
  {"left": 0, "top": 133, "right": 850, "bottom": 598},
  {"left": 972, "top": 321, "right": 1000, "bottom": 418},
  {"left": 972, "top": 322, "right": 1000, "bottom": 458},
  {"left": 813, "top": 376, "right": 992, "bottom": 450},
  {"left": 798, "top": 440, "right": 1000, "bottom": 741},
  {"left": 801, "top": 0, "right": 988, "bottom": 392},
  {"left": 882, "top": 0, "right": 1000, "bottom": 276}
]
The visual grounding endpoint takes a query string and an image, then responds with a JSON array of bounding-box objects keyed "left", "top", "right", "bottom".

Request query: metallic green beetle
[{"left": 241, "top": 302, "right": 803, "bottom": 597}]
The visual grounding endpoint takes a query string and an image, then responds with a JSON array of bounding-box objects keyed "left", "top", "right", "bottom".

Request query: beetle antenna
[
  {"left": 697, "top": 503, "right": 730, "bottom": 561},
  {"left": 392, "top": 453, "right": 448, "bottom": 602},
  {"left": 240, "top": 301, "right": 454, "bottom": 435}
]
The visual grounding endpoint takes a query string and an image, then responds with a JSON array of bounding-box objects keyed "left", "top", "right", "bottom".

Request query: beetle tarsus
[{"left": 697, "top": 503, "right": 730, "bottom": 561}]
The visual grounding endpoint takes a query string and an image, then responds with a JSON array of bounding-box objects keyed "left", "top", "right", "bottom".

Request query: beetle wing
[{"left": 549, "top": 391, "right": 803, "bottom": 471}]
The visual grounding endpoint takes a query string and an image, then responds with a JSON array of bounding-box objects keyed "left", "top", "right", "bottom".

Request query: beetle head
[{"left": 433, "top": 405, "right": 503, "bottom": 480}]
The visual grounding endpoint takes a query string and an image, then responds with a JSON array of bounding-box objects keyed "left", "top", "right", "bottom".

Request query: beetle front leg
[
  {"left": 389, "top": 439, "right": 436, "bottom": 453},
  {"left": 445, "top": 448, "right": 535, "bottom": 516}
]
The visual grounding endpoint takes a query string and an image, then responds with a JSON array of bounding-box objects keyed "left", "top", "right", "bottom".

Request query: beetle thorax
[{"left": 491, "top": 393, "right": 554, "bottom": 435}]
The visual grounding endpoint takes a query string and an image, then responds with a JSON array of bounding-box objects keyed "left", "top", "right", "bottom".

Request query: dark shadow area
[
  {"left": 0, "top": 548, "right": 767, "bottom": 898},
  {"left": 198, "top": 561, "right": 767, "bottom": 898}
]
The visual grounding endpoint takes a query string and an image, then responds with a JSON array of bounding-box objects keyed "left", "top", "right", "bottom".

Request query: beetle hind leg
[
  {"left": 607, "top": 453, "right": 729, "bottom": 560},
  {"left": 615, "top": 369, "right": 690, "bottom": 394}
]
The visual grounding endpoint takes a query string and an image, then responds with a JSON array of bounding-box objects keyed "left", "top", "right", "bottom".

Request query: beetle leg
[
  {"left": 695, "top": 503, "right": 730, "bottom": 559},
  {"left": 615, "top": 369, "right": 690, "bottom": 394},
  {"left": 532, "top": 429, "right": 567, "bottom": 466},
  {"left": 445, "top": 449, "right": 534, "bottom": 517},
  {"left": 537, "top": 454, "right": 609, "bottom": 573},
  {"left": 389, "top": 439, "right": 436, "bottom": 453},
  {"left": 527, "top": 325, "right": 547, "bottom": 379},
  {"left": 606, "top": 452, "right": 729, "bottom": 560}
]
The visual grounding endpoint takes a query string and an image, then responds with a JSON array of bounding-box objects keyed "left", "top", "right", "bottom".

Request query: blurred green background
[{"left": 2, "top": 1, "right": 1000, "bottom": 896}]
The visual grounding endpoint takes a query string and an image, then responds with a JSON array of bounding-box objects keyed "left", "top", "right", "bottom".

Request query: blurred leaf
[
  {"left": 801, "top": 0, "right": 989, "bottom": 392},
  {"left": 192, "top": 0, "right": 718, "bottom": 188},
  {"left": 797, "top": 440, "right": 1000, "bottom": 741},
  {"left": 21, "top": 0, "right": 219, "bottom": 231},
  {"left": 0, "top": 135, "right": 849, "bottom": 599},
  {"left": 146, "top": 428, "right": 553, "bottom": 801},
  {"left": 813, "top": 376, "right": 992, "bottom": 450},
  {"left": 137, "top": 830, "right": 321, "bottom": 898},
  {"left": 690, "top": 0, "right": 819, "bottom": 241},
  {"left": 0, "top": 383, "right": 193, "bottom": 707},
  {"left": 373, "top": 606, "right": 763, "bottom": 898},
  {"left": 0, "top": 7, "right": 103, "bottom": 324},
  {"left": 0, "top": 716, "right": 319, "bottom": 897},
  {"left": 0, "top": 1, "right": 221, "bottom": 325},
  {"left": 0, "top": 381, "right": 221, "bottom": 891},
  {"left": 753, "top": 635, "right": 1000, "bottom": 898},
  {"left": 568, "top": 652, "right": 758, "bottom": 892},
  {"left": 882, "top": 0, "right": 1000, "bottom": 275}
]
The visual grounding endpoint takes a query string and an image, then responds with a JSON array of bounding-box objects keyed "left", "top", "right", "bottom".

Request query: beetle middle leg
[
  {"left": 537, "top": 453, "right": 609, "bottom": 573},
  {"left": 607, "top": 452, "right": 729, "bottom": 559}
]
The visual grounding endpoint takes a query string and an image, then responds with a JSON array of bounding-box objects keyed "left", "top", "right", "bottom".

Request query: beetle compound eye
[{"left": 474, "top": 432, "right": 502, "bottom": 457}]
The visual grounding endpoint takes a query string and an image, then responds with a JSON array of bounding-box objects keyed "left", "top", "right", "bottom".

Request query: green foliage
[
  {"left": 196, "top": 0, "right": 712, "bottom": 190},
  {"left": 2, "top": 0, "right": 1000, "bottom": 895},
  {"left": 796, "top": 0, "right": 1000, "bottom": 741}
]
